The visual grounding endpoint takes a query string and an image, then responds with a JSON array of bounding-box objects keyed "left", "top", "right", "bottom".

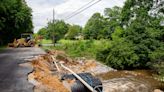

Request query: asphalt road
[{"left": 0, "top": 47, "right": 46, "bottom": 92}]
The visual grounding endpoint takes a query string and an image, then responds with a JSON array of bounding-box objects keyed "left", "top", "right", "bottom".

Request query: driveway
[{"left": 0, "top": 47, "right": 46, "bottom": 92}]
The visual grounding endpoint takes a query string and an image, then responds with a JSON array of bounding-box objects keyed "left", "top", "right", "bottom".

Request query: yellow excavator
[{"left": 8, "top": 33, "right": 38, "bottom": 47}]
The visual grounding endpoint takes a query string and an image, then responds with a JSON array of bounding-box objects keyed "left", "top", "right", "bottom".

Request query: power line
[
  {"left": 65, "top": 0, "right": 96, "bottom": 19},
  {"left": 65, "top": 0, "right": 101, "bottom": 20}
]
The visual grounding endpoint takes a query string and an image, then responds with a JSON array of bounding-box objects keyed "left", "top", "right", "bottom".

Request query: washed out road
[{"left": 0, "top": 47, "right": 46, "bottom": 92}]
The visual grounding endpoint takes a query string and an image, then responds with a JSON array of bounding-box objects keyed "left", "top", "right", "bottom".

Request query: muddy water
[{"left": 97, "top": 70, "right": 164, "bottom": 90}]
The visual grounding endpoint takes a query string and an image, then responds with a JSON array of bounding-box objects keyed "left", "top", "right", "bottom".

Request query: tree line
[
  {"left": 0, "top": 0, "right": 33, "bottom": 45},
  {"left": 38, "top": 20, "right": 82, "bottom": 42},
  {"left": 38, "top": 6, "right": 122, "bottom": 41}
]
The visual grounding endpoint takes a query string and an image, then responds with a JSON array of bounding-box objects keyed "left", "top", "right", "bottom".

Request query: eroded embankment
[
  {"left": 26, "top": 50, "right": 113, "bottom": 92},
  {"left": 26, "top": 50, "right": 163, "bottom": 92}
]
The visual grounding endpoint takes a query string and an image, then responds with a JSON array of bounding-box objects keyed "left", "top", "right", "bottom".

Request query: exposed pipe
[
  {"left": 60, "top": 62, "right": 97, "bottom": 92},
  {"left": 51, "top": 55, "right": 60, "bottom": 71}
]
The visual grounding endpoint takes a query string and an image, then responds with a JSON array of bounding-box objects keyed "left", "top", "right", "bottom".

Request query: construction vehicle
[{"left": 8, "top": 33, "right": 37, "bottom": 47}]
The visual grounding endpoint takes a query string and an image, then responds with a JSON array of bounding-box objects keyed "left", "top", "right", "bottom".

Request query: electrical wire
[
  {"left": 65, "top": 0, "right": 96, "bottom": 19},
  {"left": 65, "top": 0, "right": 101, "bottom": 20}
]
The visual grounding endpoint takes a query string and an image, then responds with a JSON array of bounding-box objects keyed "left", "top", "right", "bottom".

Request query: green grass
[
  {"left": 52, "top": 39, "right": 112, "bottom": 59},
  {"left": 41, "top": 39, "right": 53, "bottom": 44},
  {"left": 42, "top": 45, "right": 55, "bottom": 51}
]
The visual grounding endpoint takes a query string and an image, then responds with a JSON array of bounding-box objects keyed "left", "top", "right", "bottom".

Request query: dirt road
[{"left": 0, "top": 47, "right": 46, "bottom": 92}]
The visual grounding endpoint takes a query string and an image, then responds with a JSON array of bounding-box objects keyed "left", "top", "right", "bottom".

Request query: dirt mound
[
  {"left": 29, "top": 71, "right": 69, "bottom": 92},
  {"left": 28, "top": 50, "right": 109, "bottom": 92}
]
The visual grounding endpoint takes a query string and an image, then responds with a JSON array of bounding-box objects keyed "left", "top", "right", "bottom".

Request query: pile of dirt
[
  {"left": 28, "top": 50, "right": 110, "bottom": 92},
  {"left": 29, "top": 70, "right": 69, "bottom": 92}
]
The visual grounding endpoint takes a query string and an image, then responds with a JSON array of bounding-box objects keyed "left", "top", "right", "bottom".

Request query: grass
[
  {"left": 41, "top": 39, "right": 53, "bottom": 44},
  {"left": 42, "top": 45, "right": 55, "bottom": 51},
  {"left": 43, "top": 39, "right": 111, "bottom": 59}
]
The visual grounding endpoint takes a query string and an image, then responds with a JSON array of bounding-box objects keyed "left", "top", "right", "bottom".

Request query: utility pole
[{"left": 52, "top": 8, "right": 55, "bottom": 46}]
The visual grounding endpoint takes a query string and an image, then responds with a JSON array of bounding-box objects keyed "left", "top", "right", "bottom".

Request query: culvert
[{"left": 61, "top": 73, "right": 103, "bottom": 92}]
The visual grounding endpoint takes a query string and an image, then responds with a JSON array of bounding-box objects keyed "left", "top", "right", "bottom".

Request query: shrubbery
[
  {"left": 55, "top": 39, "right": 111, "bottom": 58},
  {"left": 97, "top": 41, "right": 139, "bottom": 69},
  {"left": 97, "top": 25, "right": 164, "bottom": 70},
  {"left": 96, "top": 0, "right": 164, "bottom": 77},
  {"left": 97, "top": 27, "right": 139, "bottom": 69}
]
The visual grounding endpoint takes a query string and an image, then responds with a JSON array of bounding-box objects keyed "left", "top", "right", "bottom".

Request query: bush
[
  {"left": 96, "top": 27, "right": 164, "bottom": 70},
  {"left": 55, "top": 39, "right": 111, "bottom": 58},
  {"left": 153, "top": 62, "right": 164, "bottom": 82},
  {"left": 97, "top": 38, "right": 139, "bottom": 69},
  {"left": 149, "top": 46, "right": 164, "bottom": 81},
  {"left": 97, "top": 27, "right": 139, "bottom": 69}
]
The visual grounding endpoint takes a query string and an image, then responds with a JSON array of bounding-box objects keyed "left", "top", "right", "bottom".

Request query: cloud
[{"left": 25, "top": 0, "right": 125, "bottom": 33}]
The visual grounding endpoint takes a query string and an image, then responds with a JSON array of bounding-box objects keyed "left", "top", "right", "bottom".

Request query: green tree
[
  {"left": 37, "top": 28, "right": 50, "bottom": 39},
  {"left": 97, "top": 0, "right": 164, "bottom": 69},
  {"left": 102, "top": 6, "right": 122, "bottom": 39},
  {"left": 47, "top": 20, "right": 68, "bottom": 43},
  {"left": 83, "top": 7, "right": 122, "bottom": 40},
  {"left": 122, "top": 0, "right": 164, "bottom": 67},
  {"left": 65, "top": 25, "right": 82, "bottom": 40},
  {"left": 83, "top": 13, "right": 105, "bottom": 39},
  {"left": 0, "top": 0, "right": 33, "bottom": 45}
]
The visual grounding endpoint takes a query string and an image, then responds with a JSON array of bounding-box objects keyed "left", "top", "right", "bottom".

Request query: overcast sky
[{"left": 25, "top": 0, "right": 125, "bottom": 33}]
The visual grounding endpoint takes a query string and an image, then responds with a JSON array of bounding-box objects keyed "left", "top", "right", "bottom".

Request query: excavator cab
[{"left": 21, "top": 33, "right": 33, "bottom": 42}]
